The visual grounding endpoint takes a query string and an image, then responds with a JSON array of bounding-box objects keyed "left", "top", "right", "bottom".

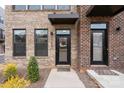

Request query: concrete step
[
  {"left": 90, "top": 65, "right": 110, "bottom": 70},
  {"left": 56, "top": 65, "right": 71, "bottom": 72}
]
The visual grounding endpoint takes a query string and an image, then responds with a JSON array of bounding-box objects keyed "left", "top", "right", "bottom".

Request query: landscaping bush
[
  {"left": 27, "top": 56, "right": 40, "bottom": 83},
  {"left": 0, "top": 75, "right": 30, "bottom": 88},
  {"left": 3, "top": 63, "right": 17, "bottom": 79}
]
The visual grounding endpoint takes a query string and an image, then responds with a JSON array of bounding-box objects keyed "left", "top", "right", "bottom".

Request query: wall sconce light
[
  {"left": 116, "top": 27, "right": 121, "bottom": 31},
  {"left": 53, "top": 12, "right": 56, "bottom": 14},
  {"left": 50, "top": 32, "right": 53, "bottom": 36},
  {"left": 70, "top": 12, "right": 73, "bottom": 14}
]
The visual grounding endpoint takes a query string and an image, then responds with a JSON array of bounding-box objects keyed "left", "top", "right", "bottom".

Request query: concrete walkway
[
  {"left": 87, "top": 70, "right": 124, "bottom": 88},
  {"left": 44, "top": 69, "right": 85, "bottom": 88}
]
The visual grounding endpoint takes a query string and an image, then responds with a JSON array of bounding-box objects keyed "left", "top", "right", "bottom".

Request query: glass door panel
[
  {"left": 93, "top": 33, "right": 103, "bottom": 61},
  {"left": 59, "top": 37, "right": 67, "bottom": 62},
  {"left": 91, "top": 30, "right": 108, "bottom": 65}
]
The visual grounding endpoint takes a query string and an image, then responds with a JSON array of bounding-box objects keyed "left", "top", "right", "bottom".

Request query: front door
[
  {"left": 56, "top": 30, "right": 71, "bottom": 65},
  {"left": 91, "top": 30, "right": 108, "bottom": 65}
]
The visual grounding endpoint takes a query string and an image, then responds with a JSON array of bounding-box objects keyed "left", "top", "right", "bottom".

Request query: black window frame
[
  {"left": 13, "top": 5, "right": 71, "bottom": 11},
  {"left": 0, "top": 16, "right": 4, "bottom": 24},
  {"left": 13, "top": 5, "right": 27, "bottom": 10},
  {"left": 90, "top": 22, "right": 108, "bottom": 65},
  {"left": 0, "top": 29, "right": 4, "bottom": 39},
  {"left": 90, "top": 23, "right": 107, "bottom": 30},
  {"left": 13, "top": 29, "right": 26, "bottom": 56},
  {"left": 42, "top": 5, "right": 55, "bottom": 10},
  {"left": 34, "top": 29, "right": 48, "bottom": 56},
  {"left": 57, "top": 5, "right": 70, "bottom": 10},
  {"left": 28, "top": 5, "right": 41, "bottom": 10}
]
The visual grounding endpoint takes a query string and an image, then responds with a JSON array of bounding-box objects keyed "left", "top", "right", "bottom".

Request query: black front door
[
  {"left": 56, "top": 30, "right": 71, "bottom": 65},
  {"left": 91, "top": 30, "right": 108, "bottom": 65}
]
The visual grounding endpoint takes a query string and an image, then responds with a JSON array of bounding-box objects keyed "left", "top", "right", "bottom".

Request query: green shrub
[
  {"left": 0, "top": 75, "right": 30, "bottom": 88},
  {"left": 27, "top": 56, "right": 40, "bottom": 82},
  {"left": 3, "top": 63, "right": 17, "bottom": 79}
]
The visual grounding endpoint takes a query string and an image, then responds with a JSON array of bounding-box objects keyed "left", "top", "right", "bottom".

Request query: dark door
[
  {"left": 56, "top": 30, "right": 71, "bottom": 65},
  {"left": 91, "top": 30, "right": 108, "bottom": 65}
]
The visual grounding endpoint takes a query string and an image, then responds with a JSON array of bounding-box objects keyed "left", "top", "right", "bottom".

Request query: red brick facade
[
  {"left": 78, "top": 6, "right": 124, "bottom": 69},
  {"left": 109, "top": 11, "right": 124, "bottom": 69}
]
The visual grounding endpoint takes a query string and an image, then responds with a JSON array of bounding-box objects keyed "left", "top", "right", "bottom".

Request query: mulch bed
[
  {"left": 94, "top": 69, "right": 119, "bottom": 75},
  {"left": 115, "top": 69, "right": 124, "bottom": 74},
  {"left": 0, "top": 67, "right": 51, "bottom": 88},
  {"left": 0, "top": 69, "right": 5, "bottom": 83},
  {"left": 28, "top": 68, "right": 51, "bottom": 88},
  {"left": 75, "top": 68, "right": 100, "bottom": 88},
  {"left": 18, "top": 67, "right": 51, "bottom": 88}
]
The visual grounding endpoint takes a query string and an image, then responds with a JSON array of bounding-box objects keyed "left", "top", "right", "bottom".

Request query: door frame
[
  {"left": 55, "top": 29, "right": 71, "bottom": 65},
  {"left": 91, "top": 29, "right": 108, "bottom": 65}
]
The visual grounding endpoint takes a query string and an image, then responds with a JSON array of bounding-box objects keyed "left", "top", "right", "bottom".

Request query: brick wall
[
  {"left": 109, "top": 11, "right": 124, "bottom": 69},
  {"left": 5, "top": 5, "right": 78, "bottom": 68},
  {"left": 5, "top": 5, "right": 124, "bottom": 69},
  {"left": 79, "top": 5, "right": 124, "bottom": 69}
]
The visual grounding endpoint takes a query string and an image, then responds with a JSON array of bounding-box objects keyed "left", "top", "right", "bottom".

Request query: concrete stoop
[
  {"left": 86, "top": 70, "right": 124, "bottom": 88},
  {"left": 56, "top": 65, "right": 70, "bottom": 72}
]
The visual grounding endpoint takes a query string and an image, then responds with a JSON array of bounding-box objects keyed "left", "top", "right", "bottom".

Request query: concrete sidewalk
[
  {"left": 44, "top": 69, "right": 85, "bottom": 88},
  {"left": 87, "top": 70, "right": 124, "bottom": 88}
]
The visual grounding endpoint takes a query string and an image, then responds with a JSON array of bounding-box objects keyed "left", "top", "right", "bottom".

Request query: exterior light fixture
[
  {"left": 71, "top": 12, "right": 73, "bottom": 14},
  {"left": 116, "top": 27, "right": 121, "bottom": 31},
  {"left": 50, "top": 32, "right": 53, "bottom": 35},
  {"left": 53, "top": 12, "right": 56, "bottom": 14}
]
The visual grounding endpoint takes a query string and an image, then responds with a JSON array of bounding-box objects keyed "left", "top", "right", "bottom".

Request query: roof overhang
[
  {"left": 86, "top": 5, "right": 124, "bottom": 17},
  {"left": 48, "top": 13, "right": 79, "bottom": 24}
]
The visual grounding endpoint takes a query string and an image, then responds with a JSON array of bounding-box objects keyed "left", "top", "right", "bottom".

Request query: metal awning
[
  {"left": 86, "top": 5, "right": 124, "bottom": 17},
  {"left": 48, "top": 13, "right": 79, "bottom": 24}
]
